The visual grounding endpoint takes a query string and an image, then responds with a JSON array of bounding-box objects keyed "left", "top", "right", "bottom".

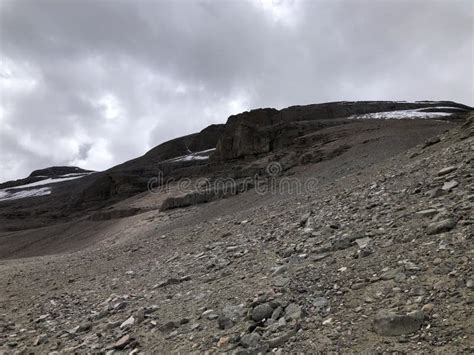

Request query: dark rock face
[
  {"left": 79, "top": 173, "right": 150, "bottom": 203},
  {"left": 160, "top": 180, "right": 254, "bottom": 211},
  {"left": 111, "top": 124, "right": 225, "bottom": 173},
  {"left": 214, "top": 101, "right": 470, "bottom": 161},
  {"left": 215, "top": 108, "right": 279, "bottom": 160},
  {"left": 77, "top": 124, "right": 226, "bottom": 204}
]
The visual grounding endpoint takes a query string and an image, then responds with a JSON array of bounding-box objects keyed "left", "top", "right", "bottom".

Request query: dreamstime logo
[
  {"left": 147, "top": 161, "right": 319, "bottom": 196},
  {"left": 266, "top": 161, "right": 283, "bottom": 177}
]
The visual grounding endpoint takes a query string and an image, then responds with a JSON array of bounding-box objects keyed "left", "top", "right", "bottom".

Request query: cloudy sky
[{"left": 0, "top": 0, "right": 472, "bottom": 182}]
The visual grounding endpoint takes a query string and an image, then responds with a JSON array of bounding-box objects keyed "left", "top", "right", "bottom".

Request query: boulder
[
  {"left": 373, "top": 310, "right": 424, "bottom": 336},
  {"left": 426, "top": 218, "right": 456, "bottom": 235},
  {"left": 251, "top": 303, "right": 274, "bottom": 322}
]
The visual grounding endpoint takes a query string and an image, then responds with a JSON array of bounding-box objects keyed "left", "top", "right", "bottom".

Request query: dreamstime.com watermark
[{"left": 147, "top": 162, "right": 319, "bottom": 196}]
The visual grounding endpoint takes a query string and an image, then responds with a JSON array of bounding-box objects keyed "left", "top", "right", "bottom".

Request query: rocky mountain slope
[
  {"left": 0, "top": 101, "right": 470, "bottom": 233},
  {"left": 0, "top": 101, "right": 472, "bottom": 353}
]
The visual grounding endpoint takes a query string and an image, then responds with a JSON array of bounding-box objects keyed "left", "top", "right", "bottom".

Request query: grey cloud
[{"left": 0, "top": 0, "right": 472, "bottom": 182}]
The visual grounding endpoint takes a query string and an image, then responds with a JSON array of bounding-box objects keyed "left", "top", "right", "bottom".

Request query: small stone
[
  {"left": 381, "top": 268, "right": 406, "bottom": 281},
  {"left": 311, "top": 297, "right": 329, "bottom": 308},
  {"left": 166, "top": 330, "right": 178, "bottom": 339},
  {"left": 94, "top": 308, "right": 109, "bottom": 320},
  {"left": 299, "top": 212, "right": 312, "bottom": 226},
  {"left": 273, "top": 274, "right": 290, "bottom": 287},
  {"left": 433, "top": 261, "right": 454, "bottom": 275},
  {"left": 113, "top": 335, "right": 131, "bottom": 350},
  {"left": 427, "top": 188, "right": 443, "bottom": 198},
  {"left": 266, "top": 329, "right": 297, "bottom": 348},
  {"left": 442, "top": 180, "right": 459, "bottom": 191},
  {"left": 437, "top": 166, "right": 457, "bottom": 176},
  {"left": 156, "top": 275, "right": 191, "bottom": 288},
  {"left": 421, "top": 303, "right": 434, "bottom": 315},
  {"left": 33, "top": 334, "right": 48, "bottom": 346},
  {"left": 160, "top": 321, "right": 179, "bottom": 331},
  {"left": 69, "top": 321, "right": 92, "bottom": 334},
  {"left": 416, "top": 209, "right": 438, "bottom": 217},
  {"left": 424, "top": 136, "right": 440, "bottom": 147},
  {"left": 372, "top": 310, "right": 424, "bottom": 336},
  {"left": 355, "top": 237, "right": 372, "bottom": 249},
  {"left": 351, "top": 282, "right": 366, "bottom": 290},
  {"left": 120, "top": 316, "right": 135, "bottom": 329},
  {"left": 190, "top": 323, "right": 201, "bottom": 331},
  {"left": 241, "top": 332, "right": 261, "bottom": 348},
  {"left": 358, "top": 245, "right": 373, "bottom": 258},
  {"left": 322, "top": 317, "right": 333, "bottom": 325},
  {"left": 218, "top": 315, "right": 234, "bottom": 330},
  {"left": 311, "top": 253, "right": 329, "bottom": 261},
  {"left": 285, "top": 303, "right": 302, "bottom": 321},
  {"left": 217, "top": 335, "right": 230, "bottom": 348},
  {"left": 251, "top": 303, "right": 274, "bottom": 322},
  {"left": 114, "top": 301, "right": 128, "bottom": 310},
  {"left": 271, "top": 265, "right": 288, "bottom": 276},
  {"left": 403, "top": 260, "right": 421, "bottom": 272},
  {"left": 105, "top": 320, "right": 122, "bottom": 330},
  {"left": 426, "top": 218, "right": 456, "bottom": 235},
  {"left": 35, "top": 314, "right": 48, "bottom": 323},
  {"left": 271, "top": 306, "right": 283, "bottom": 320},
  {"left": 202, "top": 309, "right": 218, "bottom": 320},
  {"left": 218, "top": 304, "right": 244, "bottom": 329},
  {"left": 136, "top": 309, "right": 146, "bottom": 323}
]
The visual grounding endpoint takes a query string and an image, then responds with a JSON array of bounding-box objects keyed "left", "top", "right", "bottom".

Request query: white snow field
[
  {"left": 349, "top": 108, "right": 455, "bottom": 120},
  {"left": 0, "top": 173, "right": 93, "bottom": 202},
  {"left": 0, "top": 187, "right": 52, "bottom": 201}
]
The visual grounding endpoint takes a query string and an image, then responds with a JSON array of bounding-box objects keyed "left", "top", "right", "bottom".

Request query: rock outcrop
[{"left": 213, "top": 101, "right": 470, "bottom": 161}]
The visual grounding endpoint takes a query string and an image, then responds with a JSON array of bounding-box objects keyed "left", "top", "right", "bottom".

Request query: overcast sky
[{"left": 0, "top": 0, "right": 472, "bottom": 182}]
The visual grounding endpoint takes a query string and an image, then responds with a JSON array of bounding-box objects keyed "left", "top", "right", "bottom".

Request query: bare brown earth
[{"left": 0, "top": 116, "right": 472, "bottom": 353}]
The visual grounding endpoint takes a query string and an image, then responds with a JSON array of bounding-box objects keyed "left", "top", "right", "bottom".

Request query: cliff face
[{"left": 213, "top": 101, "right": 471, "bottom": 161}]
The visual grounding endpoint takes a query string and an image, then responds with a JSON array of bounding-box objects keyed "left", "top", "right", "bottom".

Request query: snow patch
[
  {"left": 166, "top": 148, "right": 216, "bottom": 163},
  {"left": 418, "top": 106, "right": 465, "bottom": 111},
  {"left": 7, "top": 173, "right": 93, "bottom": 190},
  {"left": 0, "top": 172, "right": 93, "bottom": 202},
  {"left": 57, "top": 172, "right": 92, "bottom": 177},
  {"left": 0, "top": 187, "right": 51, "bottom": 201},
  {"left": 348, "top": 109, "right": 453, "bottom": 120}
]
